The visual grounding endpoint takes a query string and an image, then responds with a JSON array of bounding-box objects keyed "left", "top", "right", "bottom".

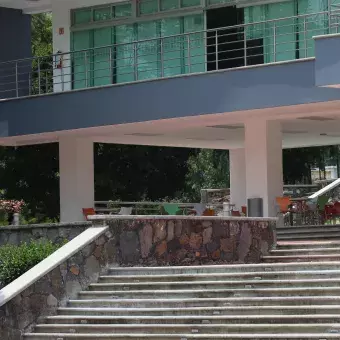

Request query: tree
[{"left": 184, "top": 149, "right": 229, "bottom": 201}]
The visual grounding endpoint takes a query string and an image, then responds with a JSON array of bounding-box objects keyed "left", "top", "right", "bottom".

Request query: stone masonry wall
[
  {"left": 0, "top": 226, "right": 115, "bottom": 340},
  {"left": 113, "top": 217, "right": 276, "bottom": 266},
  {"left": 0, "top": 222, "right": 91, "bottom": 247},
  {"left": 0, "top": 217, "right": 276, "bottom": 339}
]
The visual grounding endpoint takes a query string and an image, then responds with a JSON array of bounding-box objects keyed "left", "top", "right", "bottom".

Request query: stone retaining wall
[
  {"left": 0, "top": 226, "right": 114, "bottom": 340},
  {"left": 0, "top": 222, "right": 91, "bottom": 246},
  {"left": 112, "top": 217, "right": 276, "bottom": 266}
]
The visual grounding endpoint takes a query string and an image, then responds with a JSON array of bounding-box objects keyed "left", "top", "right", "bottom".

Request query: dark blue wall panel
[
  {"left": 0, "top": 7, "right": 31, "bottom": 99},
  {"left": 315, "top": 34, "right": 340, "bottom": 87},
  {"left": 2, "top": 59, "right": 340, "bottom": 137}
]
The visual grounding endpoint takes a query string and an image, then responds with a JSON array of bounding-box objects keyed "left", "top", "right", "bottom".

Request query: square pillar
[
  {"left": 59, "top": 138, "right": 94, "bottom": 222},
  {"left": 229, "top": 148, "right": 246, "bottom": 211},
  {"left": 245, "top": 120, "right": 283, "bottom": 217}
]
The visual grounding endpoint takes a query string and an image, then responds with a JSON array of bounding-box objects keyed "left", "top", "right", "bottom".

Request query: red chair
[
  {"left": 82, "top": 208, "right": 95, "bottom": 221},
  {"left": 231, "top": 210, "right": 241, "bottom": 217},
  {"left": 241, "top": 206, "right": 247, "bottom": 216},
  {"left": 324, "top": 204, "right": 337, "bottom": 223}
]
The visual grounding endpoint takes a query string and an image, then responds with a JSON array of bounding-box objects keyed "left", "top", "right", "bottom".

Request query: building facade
[{"left": 1, "top": 0, "right": 340, "bottom": 221}]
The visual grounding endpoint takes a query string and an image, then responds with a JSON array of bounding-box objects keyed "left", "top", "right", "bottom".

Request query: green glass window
[
  {"left": 181, "top": 0, "right": 201, "bottom": 8},
  {"left": 139, "top": 0, "right": 158, "bottom": 15},
  {"left": 73, "top": 9, "right": 92, "bottom": 25},
  {"left": 116, "top": 24, "right": 136, "bottom": 83},
  {"left": 184, "top": 14, "right": 205, "bottom": 73},
  {"left": 160, "top": 0, "right": 179, "bottom": 11},
  {"left": 93, "top": 7, "right": 112, "bottom": 21},
  {"left": 115, "top": 3, "right": 132, "bottom": 17}
]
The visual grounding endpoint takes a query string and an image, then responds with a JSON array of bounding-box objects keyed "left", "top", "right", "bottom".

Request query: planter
[{"left": 13, "top": 213, "right": 20, "bottom": 226}]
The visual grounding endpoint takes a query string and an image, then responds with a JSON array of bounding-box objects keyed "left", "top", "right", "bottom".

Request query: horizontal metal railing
[
  {"left": 94, "top": 200, "right": 232, "bottom": 215},
  {"left": 1, "top": 9, "right": 340, "bottom": 99}
]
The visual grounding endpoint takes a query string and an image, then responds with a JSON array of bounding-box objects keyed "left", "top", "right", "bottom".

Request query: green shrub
[{"left": 0, "top": 240, "right": 65, "bottom": 286}]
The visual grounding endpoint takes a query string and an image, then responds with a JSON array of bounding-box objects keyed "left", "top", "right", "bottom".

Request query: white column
[
  {"left": 229, "top": 148, "right": 246, "bottom": 211},
  {"left": 245, "top": 119, "right": 283, "bottom": 217},
  {"left": 59, "top": 138, "right": 94, "bottom": 222}
]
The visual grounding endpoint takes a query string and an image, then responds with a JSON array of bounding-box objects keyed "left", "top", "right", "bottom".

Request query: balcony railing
[{"left": 1, "top": 9, "right": 340, "bottom": 100}]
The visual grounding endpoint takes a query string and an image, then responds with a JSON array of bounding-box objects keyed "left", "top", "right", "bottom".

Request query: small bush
[{"left": 0, "top": 240, "right": 64, "bottom": 286}]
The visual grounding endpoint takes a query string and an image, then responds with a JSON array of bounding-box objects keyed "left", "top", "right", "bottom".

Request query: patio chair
[
  {"left": 163, "top": 203, "right": 180, "bottom": 215},
  {"left": 193, "top": 203, "right": 206, "bottom": 216},
  {"left": 118, "top": 207, "right": 133, "bottom": 215},
  {"left": 82, "top": 207, "right": 95, "bottom": 221},
  {"left": 275, "top": 196, "right": 292, "bottom": 225}
]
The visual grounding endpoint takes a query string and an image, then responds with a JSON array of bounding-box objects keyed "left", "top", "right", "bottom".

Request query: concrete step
[
  {"left": 106, "top": 262, "right": 340, "bottom": 275},
  {"left": 78, "top": 287, "right": 340, "bottom": 299},
  {"left": 277, "top": 232, "right": 340, "bottom": 240},
  {"left": 262, "top": 255, "right": 340, "bottom": 263},
  {"left": 22, "top": 332, "right": 340, "bottom": 339},
  {"left": 68, "top": 296, "right": 340, "bottom": 308},
  {"left": 88, "top": 278, "right": 340, "bottom": 290},
  {"left": 276, "top": 241, "right": 340, "bottom": 249},
  {"left": 32, "top": 323, "right": 340, "bottom": 333},
  {"left": 271, "top": 248, "right": 340, "bottom": 255},
  {"left": 40, "top": 315, "right": 340, "bottom": 326},
  {"left": 277, "top": 226, "right": 340, "bottom": 234},
  {"left": 98, "top": 270, "right": 340, "bottom": 283},
  {"left": 57, "top": 305, "right": 340, "bottom": 317}
]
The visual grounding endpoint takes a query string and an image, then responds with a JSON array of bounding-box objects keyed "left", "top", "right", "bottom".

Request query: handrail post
[
  {"left": 243, "top": 28, "right": 247, "bottom": 67},
  {"left": 303, "top": 17, "right": 308, "bottom": 58},
  {"left": 215, "top": 30, "right": 218, "bottom": 70},
  {"left": 328, "top": 0, "right": 332, "bottom": 33},
  {"left": 61, "top": 56, "right": 64, "bottom": 92},
  {"left": 273, "top": 22, "right": 277, "bottom": 62},
  {"left": 187, "top": 34, "right": 191, "bottom": 73},
  {"left": 109, "top": 48, "right": 113, "bottom": 83},
  {"left": 134, "top": 42, "right": 138, "bottom": 81},
  {"left": 15, "top": 62, "right": 19, "bottom": 97},
  {"left": 84, "top": 51, "right": 88, "bottom": 88},
  {"left": 160, "top": 37, "right": 164, "bottom": 78},
  {"left": 38, "top": 58, "right": 41, "bottom": 94}
]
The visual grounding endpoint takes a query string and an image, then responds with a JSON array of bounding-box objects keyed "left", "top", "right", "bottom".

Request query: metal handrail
[{"left": 1, "top": 9, "right": 339, "bottom": 99}]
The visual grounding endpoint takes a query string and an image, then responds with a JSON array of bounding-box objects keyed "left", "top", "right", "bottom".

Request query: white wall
[
  {"left": 229, "top": 148, "right": 246, "bottom": 211},
  {"left": 59, "top": 137, "right": 94, "bottom": 222}
]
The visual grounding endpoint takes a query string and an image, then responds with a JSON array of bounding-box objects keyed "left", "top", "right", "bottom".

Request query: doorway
[
  {"left": 206, "top": 6, "right": 264, "bottom": 71},
  {"left": 206, "top": 6, "right": 245, "bottom": 71}
]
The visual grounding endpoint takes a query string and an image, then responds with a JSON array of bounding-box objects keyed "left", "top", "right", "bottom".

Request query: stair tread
[{"left": 22, "top": 332, "right": 340, "bottom": 338}]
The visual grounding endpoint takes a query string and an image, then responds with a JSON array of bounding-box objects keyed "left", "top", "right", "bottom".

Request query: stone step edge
[
  {"left": 80, "top": 287, "right": 340, "bottom": 294},
  {"left": 272, "top": 248, "right": 340, "bottom": 253},
  {"left": 22, "top": 332, "right": 340, "bottom": 338},
  {"left": 263, "top": 255, "right": 340, "bottom": 260},
  {"left": 43, "top": 315, "right": 340, "bottom": 320},
  {"left": 90, "top": 278, "right": 340, "bottom": 287},
  {"left": 57, "top": 305, "right": 340, "bottom": 313},
  {"left": 99, "top": 270, "right": 340, "bottom": 280},
  {"left": 107, "top": 261, "right": 340, "bottom": 271},
  {"left": 68, "top": 296, "right": 340, "bottom": 303}
]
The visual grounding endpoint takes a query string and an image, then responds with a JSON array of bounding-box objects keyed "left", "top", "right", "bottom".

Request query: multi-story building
[{"left": 1, "top": 0, "right": 340, "bottom": 221}]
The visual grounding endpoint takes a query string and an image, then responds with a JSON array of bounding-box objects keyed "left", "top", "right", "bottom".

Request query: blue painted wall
[
  {"left": 2, "top": 58, "right": 340, "bottom": 137},
  {"left": 0, "top": 7, "right": 31, "bottom": 99},
  {"left": 315, "top": 34, "right": 340, "bottom": 87}
]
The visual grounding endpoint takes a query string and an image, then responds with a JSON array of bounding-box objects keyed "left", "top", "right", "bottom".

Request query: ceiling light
[
  {"left": 283, "top": 130, "right": 308, "bottom": 134},
  {"left": 298, "top": 116, "right": 335, "bottom": 121},
  {"left": 208, "top": 124, "right": 243, "bottom": 130},
  {"left": 125, "top": 133, "right": 163, "bottom": 137}
]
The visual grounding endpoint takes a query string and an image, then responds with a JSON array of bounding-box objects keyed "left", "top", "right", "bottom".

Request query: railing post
[
  {"left": 109, "top": 48, "right": 113, "bottom": 83},
  {"left": 243, "top": 29, "right": 247, "bottom": 67},
  {"left": 303, "top": 17, "right": 308, "bottom": 58},
  {"left": 15, "top": 62, "right": 19, "bottom": 97},
  {"left": 328, "top": 0, "right": 332, "bottom": 33},
  {"left": 38, "top": 58, "right": 41, "bottom": 94},
  {"left": 61, "top": 56, "right": 64, "bottom": 92},
  {"left": 187, "top": 34, "right": 191, "bottom": 73},
  {"left": 160, "top": 37, "right": 164, "bottom": 78},
  {"left": 273, "top": 22, "right": 277, "bottom": 62},
  {"left": 84, "top": 51, "right": 88, "bottom": 88},
  {"left": 134, "top": 42, "right": 138, "bottom": 81},
  {"left": 215, "top": 30, "right": 218, "bottom": 70}
]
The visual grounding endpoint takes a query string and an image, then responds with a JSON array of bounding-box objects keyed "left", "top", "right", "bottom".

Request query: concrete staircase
[{"left": 24, "top": 238, "right": 340, "bottom": 339}]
